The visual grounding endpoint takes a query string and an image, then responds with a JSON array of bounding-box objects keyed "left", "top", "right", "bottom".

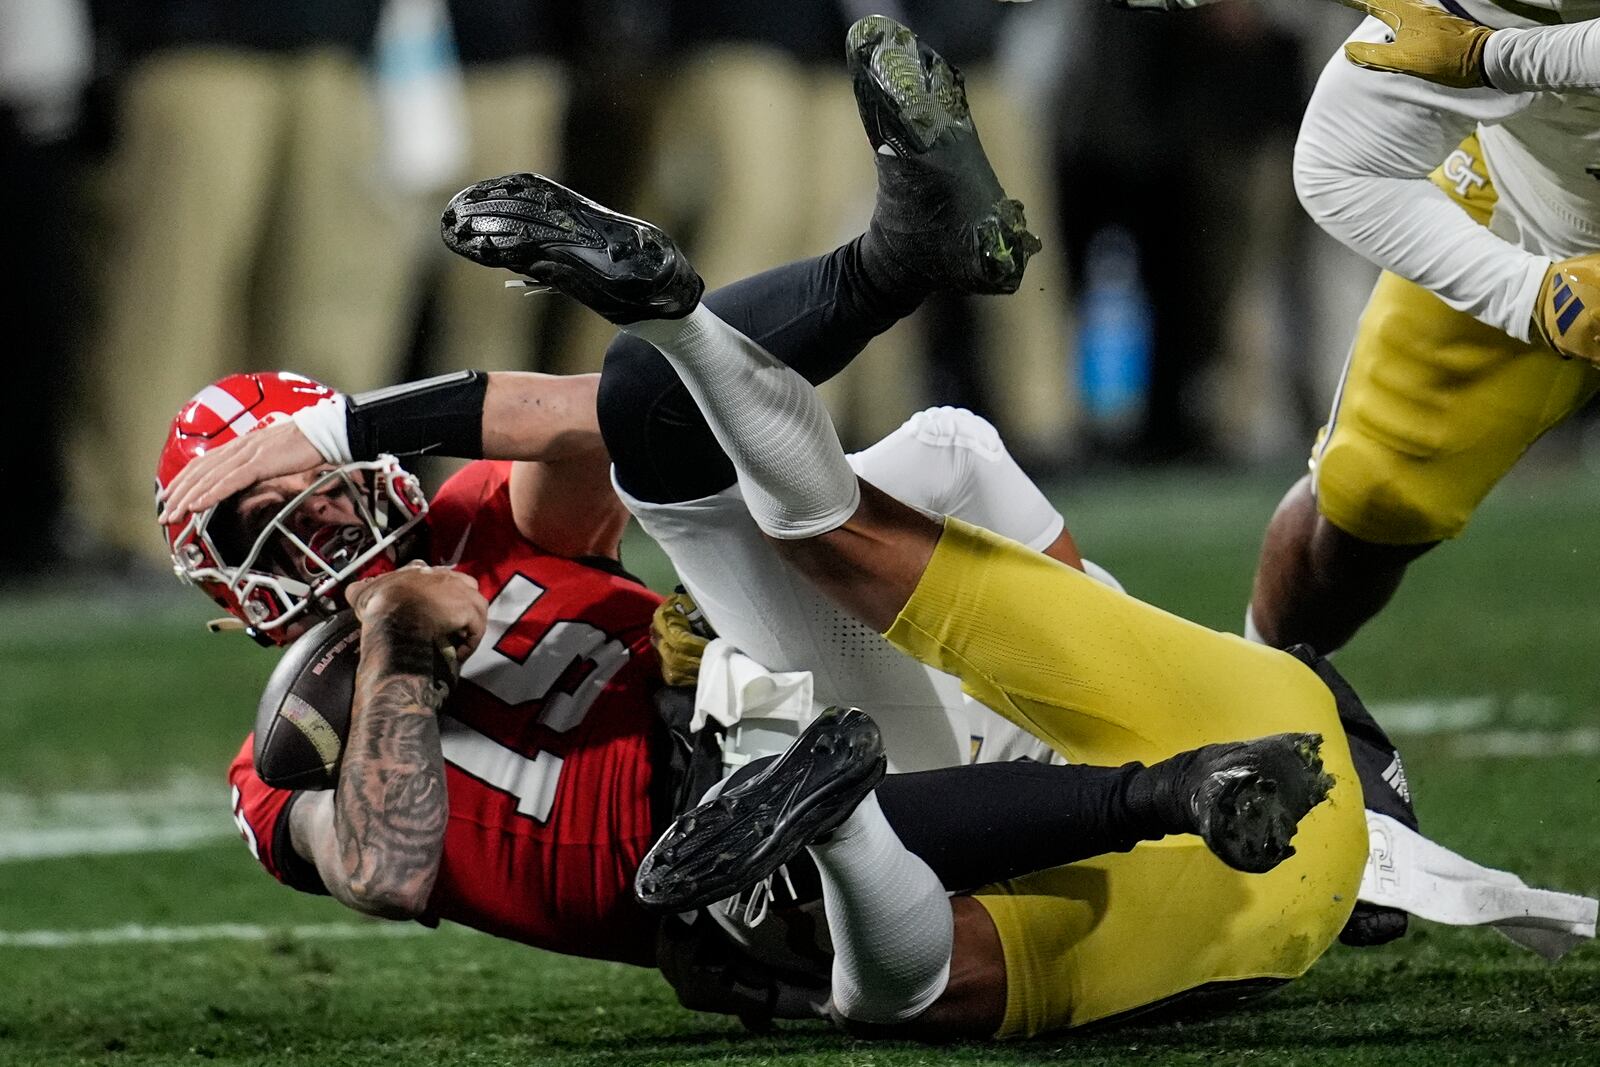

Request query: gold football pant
[
  {"left": 885, "top": 518, "right": 1369, "bottom": 1036},
  {"left": 1313, "top": 134, "right": 1600, "bottom": 545}
]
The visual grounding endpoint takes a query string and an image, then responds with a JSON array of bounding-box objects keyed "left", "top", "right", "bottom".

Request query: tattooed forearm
[{"left": 333, "top": 617, "right": 451, "bottom": 918}]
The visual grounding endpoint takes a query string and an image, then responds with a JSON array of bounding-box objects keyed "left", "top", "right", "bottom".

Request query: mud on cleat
[
  {"left": 1184, "top": 732, "right": 1336, "bottom": 875},
  {"left": 846, "top": 14, "right": 1041, "bottom": 295},
  {"left": 440, "top": 172, "right": 704, "bottom": 326},
  {"left": 635, "top": 707, "right": 887, "bottom": 914}
]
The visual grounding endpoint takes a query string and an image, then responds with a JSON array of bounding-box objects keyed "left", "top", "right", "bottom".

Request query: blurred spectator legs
[
  {"left": 651, "top": 45, "right": 826, "bottom": 289},
  {"left": 250, "top": 49, "right": 427, "bottom": 393},
  {"left": 73, "top": 48, "right": 280, "bottom": 564},
  {"left": 424, "top": 57, "right": 568, "bottom": 375},
  {"left": 0, "top": 107, "right": 80, "bottom": 579},
  {"left": 958, "top": 67, "right": 1073, "bottom": 467},
  {"left": 72, "top": 47, "right": 415, "bottom": 562}
]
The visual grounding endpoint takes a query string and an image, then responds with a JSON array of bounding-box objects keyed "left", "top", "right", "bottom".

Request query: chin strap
[{"left": 1358, "top": 811, "right": 1597, "bottom": 960}]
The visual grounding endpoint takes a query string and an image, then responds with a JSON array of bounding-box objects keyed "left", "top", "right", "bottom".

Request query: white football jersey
[
  {"left": 1464, "top": 0, "right": 1600, "bottom": 261},
  {"left": 1296, "top": 6, "right": 1600, "bottom": 339}
]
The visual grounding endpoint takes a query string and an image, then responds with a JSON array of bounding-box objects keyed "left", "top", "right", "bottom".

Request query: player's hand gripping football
[
  {"left": 348, "top": 562, "right": 489, "bottom": 669},
  {"left": 158, "top": 418, "right": 323, "bottom": 526},
  {"left": 1331, "top": 0, "right": 1492, "bottom": 88},
  {"left": 1534, "top": 254, "right": 1600, "bottom": 365},
  {"left": 652, "top": 591, "right": 712, "bottom": 688}
]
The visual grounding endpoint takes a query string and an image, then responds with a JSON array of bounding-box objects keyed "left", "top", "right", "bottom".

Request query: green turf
[{"left": 1, "top": 469, "right": 1596, "bottom": 1066}]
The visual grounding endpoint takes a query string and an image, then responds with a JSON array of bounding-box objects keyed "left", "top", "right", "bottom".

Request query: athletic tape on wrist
[{"left": 289, "top": 396, "right": 353, "bottom": 465}]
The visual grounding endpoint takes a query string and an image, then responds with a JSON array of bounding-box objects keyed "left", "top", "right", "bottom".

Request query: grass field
[{"left": 2, "top": 467, "right": 1596, "bottom": 1066}]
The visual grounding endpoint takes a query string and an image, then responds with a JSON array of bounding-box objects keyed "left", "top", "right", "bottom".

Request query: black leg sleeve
[
  {"left": 874, "top": 759, "right": 1182, "bottom": 893},
  {"left": 597, "top": 236, "right": 921, "bottom": 505},
  {"left": 720, "top": 754, "right": 1185, "bottom": 903}
]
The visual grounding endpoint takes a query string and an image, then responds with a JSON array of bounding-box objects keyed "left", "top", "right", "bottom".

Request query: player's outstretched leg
[
  {"left": 1248, "top": 475, "right": 1436, "bottom": 655},
  {"left": 847, "top": 14, "right": 1041, "bottom": 296},
  {"left": 446, "top": 170, "right": 861, "bottom": 541},
  {"left": 440, "top": 173, "right": 704, "bottom": 325},
  {"left": 642, "top": 707, "right": 954, "bottom": 1026},
  {"left": 641, "top": 723, "right": 1336, "bottom": 917}
]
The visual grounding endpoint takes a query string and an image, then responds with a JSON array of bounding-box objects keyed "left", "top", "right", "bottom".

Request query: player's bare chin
[{"left": 838, "top": 896, "right": 1007, "bottom": 1041}]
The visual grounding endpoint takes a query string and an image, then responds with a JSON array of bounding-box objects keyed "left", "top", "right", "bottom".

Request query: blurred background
[
  {"left": 1, "top": 0, "right": 1595, "bottom": 589},
  {"left": 3, "top": 8, "right": 1598, "bottom": 1059}
]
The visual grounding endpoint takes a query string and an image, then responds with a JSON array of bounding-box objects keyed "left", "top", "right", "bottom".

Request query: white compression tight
[
  {"left": 807, "top": 791, "right": 953, "bottom": 1024},
  {"left": 624, "top": 306, "right": 861, "bottom": 539}
]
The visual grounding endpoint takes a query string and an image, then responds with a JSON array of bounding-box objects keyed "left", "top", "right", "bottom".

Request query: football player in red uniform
[{"left": 162, "top": 369, "right": 668, "bottom": 963}]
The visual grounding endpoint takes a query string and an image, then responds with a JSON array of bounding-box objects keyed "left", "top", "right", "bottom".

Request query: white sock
[
  {"left": 624, "top": 306, "right": 861, "bottom": 539},
  {"left": 1244, "top": 606, "right": 1266, "bottom": 644},
  {"left": 806, "top": 791, "right": 953, "bottom": 1024}
]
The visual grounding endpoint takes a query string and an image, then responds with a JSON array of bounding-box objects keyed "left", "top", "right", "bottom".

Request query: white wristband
[{"left": 289, "top": 395, "right": 353, "bottom": 465}]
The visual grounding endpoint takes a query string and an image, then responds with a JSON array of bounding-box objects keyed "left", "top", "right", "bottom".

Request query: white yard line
[
  {"left": 0, "top": 922, "right": 431, "bottom": 949},
  {"left": 0, "top": 776, "right": 234, "bottom": 863},
  {"left": 1369, "top": 692, "right": 1568, "bottom": 737},
  {"left": 1368, "top": 696, "right": 1499, "bottom": 736},
  {"left": 0, "top": 820, "right": 234, "bottom": 862},
  {"left": 1448, "top": 727, "right": 1600, "bottom": 759}
]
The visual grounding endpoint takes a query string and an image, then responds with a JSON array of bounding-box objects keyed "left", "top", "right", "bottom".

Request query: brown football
[{"left": 253, "top": 611, "right": 361, "bottom": 790}]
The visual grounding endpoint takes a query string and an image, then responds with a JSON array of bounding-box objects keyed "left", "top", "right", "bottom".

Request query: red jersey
[{"left": 229, "top": 461, "right": 665, "bottom": 965}]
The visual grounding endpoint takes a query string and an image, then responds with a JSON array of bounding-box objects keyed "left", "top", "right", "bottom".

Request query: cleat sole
[
  {"left": 847, "top": 15, "right": 970, "bottom": 157},
  {"left": 1195, "top": 732, "right": 1335, "bottom": 875},
  {"left": 440, "top": 172, "right": 699, "bottom": 324},
  {"left": 635, "top": 708, "right": 886, "bottom": 914}
]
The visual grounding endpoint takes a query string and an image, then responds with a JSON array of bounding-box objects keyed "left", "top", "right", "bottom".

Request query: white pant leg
[
  {"left": 621, "top": 477, "right": 972, "bottom": 771},
  {"left": 621, "top": 407, "right": 1113, "bottom": 771}
]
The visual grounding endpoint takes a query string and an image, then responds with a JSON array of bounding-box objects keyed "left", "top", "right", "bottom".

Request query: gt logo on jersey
[{"left": 1441, "top": 149, "right": 1487, "bottom": 198}]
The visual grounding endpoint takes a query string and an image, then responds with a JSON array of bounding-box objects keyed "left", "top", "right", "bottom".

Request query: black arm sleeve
[{"left": 346, "top": 370, "right": 489, "bottom": 460}]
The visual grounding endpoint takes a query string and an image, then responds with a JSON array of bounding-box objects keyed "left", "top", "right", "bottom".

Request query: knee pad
[
  {"left": 904, "top": 406, "right": 1004, "bottom": 457},
  {"left": 595, "top": 334, "right": 670, "bottom": 439}
]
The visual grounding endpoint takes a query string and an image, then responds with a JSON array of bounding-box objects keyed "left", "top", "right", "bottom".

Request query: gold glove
[
  {"left": 1336, "top": 0, "right": 1492, "bottom": 89},
  {"left": 652, "top": 591, "right": 712, "bottom": 688},
  {"left": 1533, "top": 254, "right": 1600, "bottom": 365}
]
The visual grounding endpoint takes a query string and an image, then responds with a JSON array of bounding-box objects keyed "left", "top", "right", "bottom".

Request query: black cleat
[
  {"left": 846, "top": 14, "right": 1041, "bottom": 295},
  {"left": 1181, "top": 732, "right": 1336, "bottom": 875},
  {"left": 440, "top": 172, "right": 704, "bottom": 325},
  {"left": 1340, "top": 903, "right": 1409, "bottom": 947},
  {"left": 635, "top": 707, "right": 887, "bottom": 914}
]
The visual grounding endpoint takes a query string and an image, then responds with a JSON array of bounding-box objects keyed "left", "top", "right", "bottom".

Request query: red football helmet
[{"left": 156, "top": 372, "right": 429, "bottom": 643}]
